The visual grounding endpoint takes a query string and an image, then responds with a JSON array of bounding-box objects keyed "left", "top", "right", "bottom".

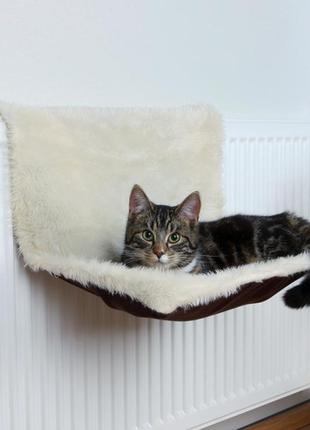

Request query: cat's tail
[{"left": 283, "top": 274, "right": 310, "bottom": 308}]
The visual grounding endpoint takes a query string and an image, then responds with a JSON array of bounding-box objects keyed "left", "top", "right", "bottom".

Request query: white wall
[{"left": 0, "top": 0, "right": 309, "bottom": 120}]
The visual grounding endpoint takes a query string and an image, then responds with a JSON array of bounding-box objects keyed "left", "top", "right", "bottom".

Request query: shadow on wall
[{"left": 27, "top": 258, "right": 144, "bottom": 340}]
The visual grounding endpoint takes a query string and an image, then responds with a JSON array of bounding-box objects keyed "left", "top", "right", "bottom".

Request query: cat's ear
[
  {"left": 129, "top": 185, "right": 152, "bottom": 215},
  {"left": 176, "top": 191, "right": 201, "bottom": 222}
]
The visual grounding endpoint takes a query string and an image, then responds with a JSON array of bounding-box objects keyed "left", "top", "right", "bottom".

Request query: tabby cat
[{"left": 121, "top": 185, "right": 310, "bottom": 308}]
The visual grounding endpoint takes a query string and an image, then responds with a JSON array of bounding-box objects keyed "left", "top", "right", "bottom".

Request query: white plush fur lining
[
  {"left": 1, "top": 102, "right": 309, "bottom": 315},
  {"left": 27, "top": 251, "right": 310, "bottom": 314}
]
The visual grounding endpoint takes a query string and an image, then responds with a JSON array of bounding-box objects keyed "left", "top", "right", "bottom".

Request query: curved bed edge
[{"left": 59, "top": 272, "right": 306, "bottom": 321}]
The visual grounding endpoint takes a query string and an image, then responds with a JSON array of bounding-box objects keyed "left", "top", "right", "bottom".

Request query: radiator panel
[{"left": 1, "top": 120, "right": 310, "bottom": 430}]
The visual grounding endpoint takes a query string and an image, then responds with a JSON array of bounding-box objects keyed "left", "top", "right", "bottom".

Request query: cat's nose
[
  {"left": 153, "top": 244, "right": 166, "bottom": 259},
  {"left": 154, "top": 250, "right": 164, "bottom": 259}
]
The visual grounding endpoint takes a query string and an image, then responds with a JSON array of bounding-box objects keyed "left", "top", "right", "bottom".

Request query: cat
[{"left": 121, "top": 185, "right": 310, "bottom": 309}]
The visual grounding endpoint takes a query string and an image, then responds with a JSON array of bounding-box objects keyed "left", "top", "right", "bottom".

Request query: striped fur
[{"left": 122, "top": 186, "right": 310, "bottom": 308}]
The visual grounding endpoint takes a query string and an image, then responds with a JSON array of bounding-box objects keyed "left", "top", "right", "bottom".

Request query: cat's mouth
[
  {"left": 154, "top": 260, "right": 169, "bottom": 268},
  {"left": 158, "top": 254, "right": 169, "bottom": 264},
  {"left": 153, "top": 262, "right": 172, "bottom": 271},
  {"left": 146, "top": 253, "right": 183, "bottom": 270},
  {"left": 150, "top": 254, "right": 172, "bottom": 269}
]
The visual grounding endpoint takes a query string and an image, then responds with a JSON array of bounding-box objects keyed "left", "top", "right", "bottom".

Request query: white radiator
[{"left": 1, "top": 121, "right": 310, "bottom": 430}]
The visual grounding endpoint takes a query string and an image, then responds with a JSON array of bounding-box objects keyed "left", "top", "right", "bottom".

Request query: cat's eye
[
  {"left": 142, "top": 230, "right": 154, "bottom": 241},
  {"left": 168, "top": 232, "right": 180, "bottom": 243}
]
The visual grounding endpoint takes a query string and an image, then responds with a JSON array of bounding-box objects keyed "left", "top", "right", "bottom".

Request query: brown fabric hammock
[{"left": 61, "top": 273, "right": 305, "bottom": 321}]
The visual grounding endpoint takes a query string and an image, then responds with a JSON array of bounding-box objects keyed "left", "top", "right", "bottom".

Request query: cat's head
[{"left": 122, "top": 185, "right": 201, "bottom": 270}]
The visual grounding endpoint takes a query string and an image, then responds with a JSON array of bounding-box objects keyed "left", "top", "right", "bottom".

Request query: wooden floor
[{"left": 245, "top": 401, "right": 310, "bottom": 430}]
